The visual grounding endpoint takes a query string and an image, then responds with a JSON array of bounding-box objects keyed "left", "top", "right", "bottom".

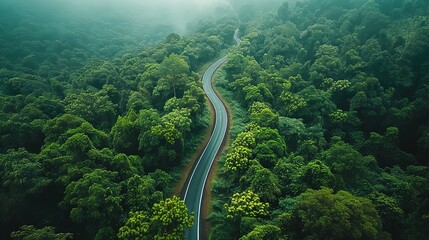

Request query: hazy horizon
[{"left": 0, "top": 0, "right": 286, "bottom": 34}]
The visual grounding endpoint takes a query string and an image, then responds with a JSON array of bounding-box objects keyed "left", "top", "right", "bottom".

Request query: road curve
[
  {"left": 234, "top": 28, "right": 242, "bottom": 46},
  {"left": 183, "top": 29, "right": 240, "bottom": 240}
]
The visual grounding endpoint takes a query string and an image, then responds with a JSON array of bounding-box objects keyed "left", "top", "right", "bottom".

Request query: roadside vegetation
[
  {"left": 209, "top": 0, "right": 429, "bottom": 239},
  {"left": 0, "top": 2, "right": 239, "bottom": 238}
]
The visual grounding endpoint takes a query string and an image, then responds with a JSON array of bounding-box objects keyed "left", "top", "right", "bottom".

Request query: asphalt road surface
[{"left": 183, "top": 29, "right": 240, "bottom": 240}]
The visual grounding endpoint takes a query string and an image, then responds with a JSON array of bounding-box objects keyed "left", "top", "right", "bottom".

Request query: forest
[
  {"left": 209, "top": 0, "right": 429, "bottom": 239},
  {"left": 0, "top": 0, "right": 428, "bottom": 239},
  {"left": 0, "top": 0, "right": 242, "bottom": 239}
]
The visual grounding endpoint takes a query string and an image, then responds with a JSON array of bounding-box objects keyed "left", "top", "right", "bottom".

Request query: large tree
[
  {"left": 118, "top": 196, "right": 193, "bottom": 240},
  {"left": 285, "top": 188, "right": 383, "bottom": 240}
]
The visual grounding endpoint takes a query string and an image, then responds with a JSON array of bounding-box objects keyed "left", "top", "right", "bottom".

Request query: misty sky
[{"left": 2, "top": 0, "right": 285, "bottom": 34}]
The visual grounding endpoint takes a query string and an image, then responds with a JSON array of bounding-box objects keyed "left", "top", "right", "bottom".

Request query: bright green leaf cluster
[
  {"left": 279, "top": 91, "right": 307, "bottom": 115},
  {"left": 225, "top": 190, "right": 269, "bottom": 219}
]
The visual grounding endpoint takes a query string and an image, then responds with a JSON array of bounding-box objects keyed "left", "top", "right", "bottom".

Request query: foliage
[
  {"left": 286, "top": 188, "right": 383, "bottom": 240},
  {"left": 2, "top": 0, "right": 429, "bottom": 239},
  {"left": 210, "top": 0, "right": 429, "bottom": 239},
  {"left": 225, "top": 190, "right": 269, "bottom": 219},
  {"left": 118, "top": 196, "right": 193, "bottom": 240},
  {"left": 10, "top": 225, "right": 72, "bottom": 240}
]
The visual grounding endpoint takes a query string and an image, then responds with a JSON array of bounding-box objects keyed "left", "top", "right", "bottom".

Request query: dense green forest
[
  {"left": 0, "top": 0, "right": 245, "bottom": 238},
  {"left": 209, "top": 0, "right": 429, "bottom": 239},
  {"left": 1, "top": 0, "right": 428, "bottom": 239}
]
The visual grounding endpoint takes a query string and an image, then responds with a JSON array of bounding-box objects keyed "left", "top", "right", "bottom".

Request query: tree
[
  {"left": 248, "top": 102, "right": 279, "bottom": 128},
  {"left": 278, "top": 91, "right": 307, "bottom": 116},
  {"left": 225, "top": 190, "right": 269, "bottom": 219},
  {"left": 64, "top": 92, "right": 116, "bottom": 129},
  {"left": 250, "top": 168, "right": 281, "bottom": 204},
  {"left": 117, "top": 211, "right": 151, "bottom": 240},
  {"left": 290, "top": 160, "right": 335, "bottom": 195},
  {"left": 78, "top": 60, "right": 120, "bottom": 89},
  {"left": 253, "top": 127, "right": 286, "bottom": 159},
  {"left": 309, "top": 45, "right": 343, "bottom": 86},
  {"left": 153, "top": 54, "right": 190, "bottom": 100},
  {"left": 273, "top": 155, "right": 302, "bottom": 195},
  {"left": 62, "top": 169, "right": 122, "bottom": 238},
  {"left": 0, "top": 148, "right": 50, "bottom": 194},
  {"left": 151, "top": 196, "right": 194, "bottom": 240},
  {"left": 369, "top": 192, "right": 404, "bottom": 238},
  {"left": 295, "top": 86, "right": 336, "bottom": 124},
  {"left": 109, "top": 114, "right": 139, "bottom": 155},
  {"left": 286, "top": 188, "right": 382, "bottom": 240},
  {"left": 225, "top": 145, "right": 253, "bottom": 174},
  {"left": 43, "top": 114, "right": 86, "bottom": 143},
  {"left": 164, "top": 82, "right": 206, "bottom": 120},
  {"left": 232, "top": 131, "right": 256, "bottom": 149},
  {"left": 60, "top": 121, "right": 108, "bottom": 149},
  {"left": 241, "top": 224, "right": 281, "bottom": 240},
  {"left": 361, "top": 127, "right": 415, "bottom": 168},
  {"left": 61, "top": 133, "right": 95, "bottom": 159},
  {"left": 10, "top": 225, "right": 72, "bottom": 240},
  {"left": 124, "top": 175, "right": 156, "bottom": 211},
  {"left": 119, "top": 196, "right": 193, "bottom": 240},
  {"left": 277, "top": 2, "right": 290, "bottom": 21},
  {"left": 127, "top": 91, "right": 151, "bottom": 113},
  {"left": 278, "top": 117, "right": 306, "bottom": 151},
  {"left": 322, "top": 141, "right": 374, "bottom": 189}
]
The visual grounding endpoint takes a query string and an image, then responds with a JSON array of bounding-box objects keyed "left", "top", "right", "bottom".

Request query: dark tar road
[{"left": 183, "top": 29, "right": 240, "bottom": 240}]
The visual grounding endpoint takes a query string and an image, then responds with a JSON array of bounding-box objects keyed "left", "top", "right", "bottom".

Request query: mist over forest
[
  {"left": 1, "top": 0, "right": 285, "bottom": 35},
  {"left": 1, "top": 0, "right": 428, "bottom": 239}
]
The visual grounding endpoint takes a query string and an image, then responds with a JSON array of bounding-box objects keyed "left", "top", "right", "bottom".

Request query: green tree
[
  {"left": 361, "top": 127, "right": 415, "bottom": 168},
  {"left": 322, "top": 141, "right": 374, "bottom": 189},
  {"left": 119, "top": 196, "right": 193, "bottom": 240},
  {"left": 250, "top": 168, "right": 281, "bottom": 204},
  {"left": 43, "top": 114, "right": 86, "bottom": 143},
  {"left": 10, "top": 225, "right": 72, "bottom": 240},
  {"left": 225, "top": 145, "right": 253, "bottom": 174},
  {"left": 60, "top": 121, "right": 108, "bottom": 149},
  {"left": 0, "top": 148, "right": 50, "bottom": 194},
  {"left": 153, "top": 54, "right": 190, "bottom": 100},
  {"left": 117, "top": 211, "right": 151, "bottom": 240},
  {"left": 62, "top": 169, "right": 122, "bottom": 237},
  {"left": 225, "top": 190, "right": 269, "bottom": 219},
  {"left": 278, "top": 91, "right": 307, "bottom": 116},
  {"left": 290, "top": 160, "right": 335, "bottom": 195},
  {"left": 109, "top": 114, "right": 139, "bottom": 155},
  {"left": 78, "top": 60, "right": 120, "bottom": 89},
  {"left": 309, "top": 45, "right": 343, "bottom": 86},
  {"left": 241, "top": 224, "right": 281, "bottom": 240},
  {"left": 151, "top": 196, "right": 194, "bottom": 240},
  {"left": 64, "top": 92, "right": 116, "bottom": 129},
  {"left": 248, "top": 102, "right": 279, "bottom": 128},
  {"left": 124, "top": 175, "right": 156, "bottom": 211},
  {"left": 61, "top": 133, "right": 95, "bottom": 159},
  {"left": 287, "top": 188, "right": 382, "bottom": 240}
]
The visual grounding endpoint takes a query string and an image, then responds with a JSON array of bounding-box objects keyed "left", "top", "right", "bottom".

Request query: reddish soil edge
[
  {"left": 172, "top": 97, "right": 216, "bottom": 197},
  {"left": 202, "top": 71, "right": 232, "bottom": 240}
]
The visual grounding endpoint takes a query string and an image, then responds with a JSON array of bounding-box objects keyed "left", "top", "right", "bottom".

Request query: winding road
[{"left": 183, "top": 29, "right": 240, "bottom": 240}]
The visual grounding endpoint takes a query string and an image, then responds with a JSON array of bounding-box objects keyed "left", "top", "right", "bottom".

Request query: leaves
[
  {"left": 225, "top": 190, "right": 269, "bottom": 219},
  {"left": 10, "top": 225, "right": 73, "bottom": 240},
  {"left": 288, "top": 188, "right": 382, "bottom": 240},
  {"left": 119, "top": 196, "right": 193, "bottom": 240}
]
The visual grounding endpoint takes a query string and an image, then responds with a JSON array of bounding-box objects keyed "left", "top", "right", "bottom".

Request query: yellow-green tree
[
  {"left": 118, "top": 196, "right": 193, "bottom": 240},
  {"left": 225, "top": 145, "right": 253, "bottom": 173},
  {"left": 225, "top": 190, "right": 269, "bottom": 219},
  {"left": 117, "top": 211, "right": 151, "bottom": 240}
]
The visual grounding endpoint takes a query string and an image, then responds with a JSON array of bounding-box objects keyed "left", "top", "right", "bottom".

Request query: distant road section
[
  {"left": 183, "top": 29, "right": 240, "bottom": 240},
  {"left": 234, "top": 28, "right": 241, "bottom": 46}
]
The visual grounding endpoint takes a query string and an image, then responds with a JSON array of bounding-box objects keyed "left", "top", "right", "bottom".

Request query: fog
[{"left": 2, "top": 0, "right": 285, "bottom": 34}]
